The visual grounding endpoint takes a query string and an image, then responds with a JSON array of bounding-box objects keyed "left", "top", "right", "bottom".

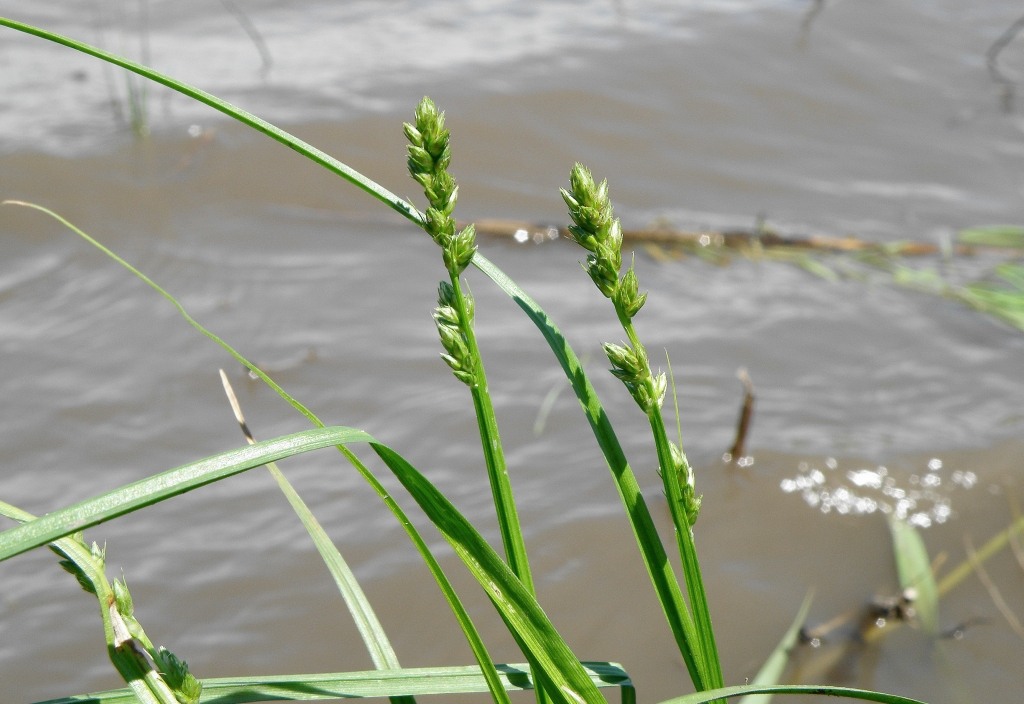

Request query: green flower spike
[
  {"left": 405, "top": 97, "right": 477, "bottom": 274},
  {"left": 560, "top": 163, "right": 627, "bottom": 300}
]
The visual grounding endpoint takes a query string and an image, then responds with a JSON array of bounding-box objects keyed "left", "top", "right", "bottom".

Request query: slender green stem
[
  {"left": 453, "top": 276, "right": 535, "bottom": 591},
  {"left": 620, "top": 309, "right": 721, "bottom": 689},
  {"left": 647, "top": 412, "right": 722, "bottom": 690}
]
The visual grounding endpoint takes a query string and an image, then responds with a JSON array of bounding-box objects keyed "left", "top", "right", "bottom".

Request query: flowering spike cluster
[
  {"left": 434, "top": 281, "right": 477, "bottom": 386},
  {"left": 405, "top": 97, "right": 477, "bottom": 274},
  {"left": 670, "top": 442, "right": 702, "bottom": 527},
  {"left": 560, "top": 163, "right": 646, "bottom": 317},
  {"left": 564, "top": 163, "right": 664, "bottom": 411}
]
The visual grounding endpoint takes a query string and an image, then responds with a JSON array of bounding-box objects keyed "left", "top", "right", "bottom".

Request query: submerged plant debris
[{"left": 475, "top": 219, "right": 1024, "bottom": 333}]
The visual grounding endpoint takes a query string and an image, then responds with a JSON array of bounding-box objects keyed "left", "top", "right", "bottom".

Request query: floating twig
[{"left": 470, "top": 218, "right": 977, "bottom": 256}]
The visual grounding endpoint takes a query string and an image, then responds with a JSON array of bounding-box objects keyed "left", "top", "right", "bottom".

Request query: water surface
[{"left": 2, "top": 2, "right": 1024, "bottom": 702}]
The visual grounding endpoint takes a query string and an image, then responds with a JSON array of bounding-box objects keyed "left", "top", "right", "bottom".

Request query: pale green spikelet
[
  {"left": 434, "top": 282, "right": 477, "bottom": 386},
  {"left": 155, "top": 647, "right": 202, "bottom": 704},
  {"left": 669, "top": 442, "right": 702, "bottom": 527}
]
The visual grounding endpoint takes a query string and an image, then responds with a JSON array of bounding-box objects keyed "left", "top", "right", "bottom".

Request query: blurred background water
[{"left": 2, "top": 1, "right": 1024, "bottom": 702}]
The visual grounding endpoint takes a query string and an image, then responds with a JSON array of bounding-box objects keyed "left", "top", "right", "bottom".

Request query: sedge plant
[{"left": 0, "top": 15, "right": 928, "bottom": 704}]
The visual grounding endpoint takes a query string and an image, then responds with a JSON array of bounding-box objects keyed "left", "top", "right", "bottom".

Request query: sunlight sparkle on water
[{"left": 781, "top": 457, "right": 975, "bottom": 527}]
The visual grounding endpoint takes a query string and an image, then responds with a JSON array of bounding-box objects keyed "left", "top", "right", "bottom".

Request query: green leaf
[
  {"left": 0, "top": 427, "right": 370, "bottom": 562},
  {"left": 371, "top": 444, "right": 605, "bottom": 704},
  {"left": 738, "top": 590, "right": 814, "bottom": 704},
  {"left": 887, "top": 516, "right": 939, "bottom": 636},
  {"left": 264, "top": 461, "right": 409, "bottom": 679},
  {"left": 661, "top": 684, "right": 926, "bottom": 704},
  {"left": 32, "top": 662, "right": 633, "bottom": 704}
]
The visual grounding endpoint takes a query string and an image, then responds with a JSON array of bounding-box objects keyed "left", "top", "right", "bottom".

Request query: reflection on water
[{"left": 781, "top": 456, "right": 979, "bottom": 527}]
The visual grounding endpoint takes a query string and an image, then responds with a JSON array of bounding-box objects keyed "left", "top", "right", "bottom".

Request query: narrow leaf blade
[{"left": 0, "top": 427, "right": 371, "bottom": 562}]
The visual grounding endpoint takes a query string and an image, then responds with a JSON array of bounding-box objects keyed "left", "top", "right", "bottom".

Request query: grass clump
[{"left": 0, "top": 15, "right": 933, "bottom": 704}]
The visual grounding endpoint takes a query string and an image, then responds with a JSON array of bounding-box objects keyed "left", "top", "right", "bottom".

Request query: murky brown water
[{"left": 3, "top": 2, "right": 1024, "bottom": 702}]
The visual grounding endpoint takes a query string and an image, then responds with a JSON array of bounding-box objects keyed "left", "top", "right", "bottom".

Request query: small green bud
[
  {"left": 567, "top": 223, "right": 600, "bottom": 253},
  {"left": 90, "top": 541, "right": 106, "bottom": 563},
  {"left": 614, "top": 265, "right": 647, "bottom": 319},
  {"left": 444, "top": 224, "right": 477, "bottom": 273},
  {"left": 604, "top": 341, "right": 646, "bottom": 383},
  {"left": 669, "top": 442, "right": 702, "bottom": 527},
  {"left": 559, "top": 187, "right": 579, "bottom": 211},
  {"left": 584, "top": 255, "right": 620, "bottom": 299},
  {"left": 155, "top": 647, "right": 203, "bottom": 704},
  {"left": 113, "top": 578, "right": 134, "bottom": 619},
  {"left": 406, "top": 145, "right": 435, "bottom": 177},
  {"left": 437, "top": 280, "right": 457, "bottom": 308},
  {"left": 650, "top": 371, "right": 667, "bottom": 410},
  {"left": 606, "top": 218, "right": 623, "bottom": 253},
  {"left": 424, "top": 207, "right": 455, "bottom": 243},
  {"left": 434, "top": 304, "right": 459, "bottom": 328},
  {"left": 568, "top": 163, "right": 597, "bottom": 203},
  {"left": 436, "top": 319, "right": 468, "bottom": 357},
  {"left": 402, "top": 122, "right": 422, "bottom": 145},
  {"left": 426, "top": 174, "right": 458, "bottom": 215}
]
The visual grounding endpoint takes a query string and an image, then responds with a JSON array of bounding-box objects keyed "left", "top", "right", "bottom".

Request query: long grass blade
[
  {"left": 660, "top": 685, "right": 926, "bottom": 704},
  {"left": 371, "top": 444, "right": 606, "bottom": 704},
  {"left": 737, "top": 590, "right": 814, "bottom": 704},
  {"left": 219, "top": 371, "right": 412, "bottom": 703},
  {"left": 33, "top": 662, "right": 632, "bottom": 704},
  {"left": 0, "top": 426, "right": 369, "bottom": 563}
]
